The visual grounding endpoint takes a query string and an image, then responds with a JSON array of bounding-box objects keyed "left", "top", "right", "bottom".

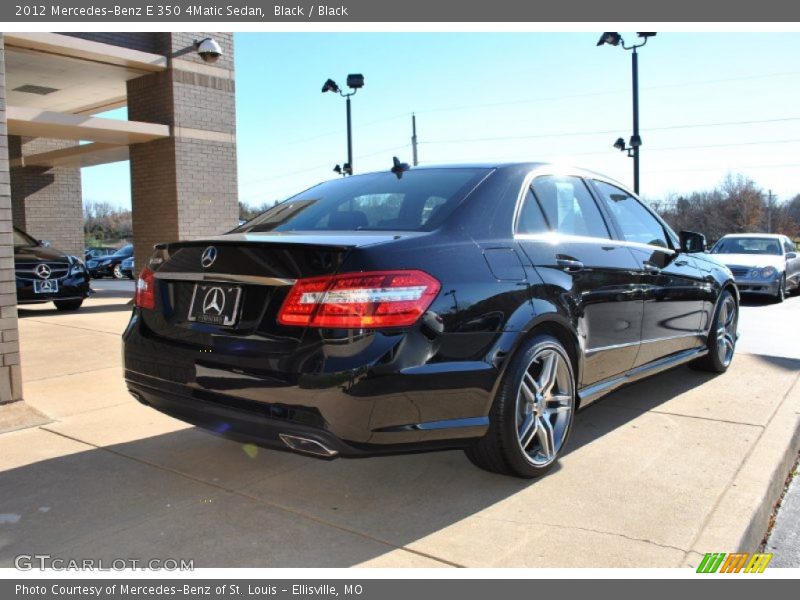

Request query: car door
[
  {"left": 515, "top": 174, "right": 643, "bottom": 387},
  {"left": 591, "top": 180, "right": 706, "bottom": 367},
  {"left": 783, "top": 237, "right": 800, "bottom": 289}
]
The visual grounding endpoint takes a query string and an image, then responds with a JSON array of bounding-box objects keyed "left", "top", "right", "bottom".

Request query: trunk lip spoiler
[{"left": 153, "top": 271, "right": 296, "bottom": 286}]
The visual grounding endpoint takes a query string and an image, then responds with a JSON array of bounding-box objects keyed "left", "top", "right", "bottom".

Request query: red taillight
[
  {"left": 135, "top": 267, "right": 155, "bottom": 310},
  {"left": 278, "top": 270, "right": 441, "bottom": 328}
]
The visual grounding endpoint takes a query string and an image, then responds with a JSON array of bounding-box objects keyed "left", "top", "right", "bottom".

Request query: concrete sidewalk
[{"left": 1, "top": 286, "right": 799, "bottom": 568}]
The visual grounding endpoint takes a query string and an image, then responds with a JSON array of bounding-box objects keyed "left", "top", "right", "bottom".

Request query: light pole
[
  {"left": 322, "top": 74, "right": 365, "bottom": 175},
  {"left": 597, "top": 32, "right": 656, "bottom": 195}
]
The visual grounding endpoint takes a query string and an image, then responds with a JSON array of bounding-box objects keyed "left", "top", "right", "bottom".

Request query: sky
[{"left": 81, "top": 32, "right": 800, "bottom": 209}]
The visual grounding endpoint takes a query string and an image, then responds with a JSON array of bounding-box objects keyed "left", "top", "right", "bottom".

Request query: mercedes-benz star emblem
[
  {"left": 200, "top": 246, "right": 217, "bottom": 269},
  {"left": 35, "top": 264, "right": 52, "bottom": 280},
  {"left": 202, "top": 287, "right": 226, "bottom": 316}
]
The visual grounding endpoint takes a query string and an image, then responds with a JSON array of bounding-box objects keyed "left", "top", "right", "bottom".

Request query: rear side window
[
  {"left": 239, "top": 168, "right": 490, "bottom": 232},
  {"left": 528, "top": 175, "right": 610, "bottom": 239},
  {"left": 594, "top": 181, "right": 669, "bottom": 248}
]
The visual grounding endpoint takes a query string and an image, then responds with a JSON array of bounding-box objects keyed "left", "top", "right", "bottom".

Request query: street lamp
[
  {"left": 322, "top": 73, "right": 365, "bottom": 176},
  {"left": 597, "top": 32, "right": 656, "bottom": 195}
]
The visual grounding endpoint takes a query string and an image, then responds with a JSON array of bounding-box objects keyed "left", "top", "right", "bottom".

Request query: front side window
[
  {"left": 238, "top": 168, "right": 490, "bottom": 233},
  {"left": 528, "top": 175, "right": 610, "bottom": 239},
  {"left": 594, "top": 181, "right": 669, "bottom": 248}
]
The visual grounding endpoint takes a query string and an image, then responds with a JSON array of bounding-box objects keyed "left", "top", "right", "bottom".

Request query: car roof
[{"left": 354, "top": 161, "right": 631, "bottom": 191}]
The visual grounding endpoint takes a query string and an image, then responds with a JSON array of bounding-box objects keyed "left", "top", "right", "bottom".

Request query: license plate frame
[
  {"left": 33, "top": 279, "right": 59, "bottom": 294},
  {"left": 187, "top": 283, "right": 242, "bottom": 327}
]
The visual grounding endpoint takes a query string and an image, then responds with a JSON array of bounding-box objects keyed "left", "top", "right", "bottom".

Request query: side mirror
[
  {"left": 679, "top": 231, "right": 706, "bottom": 253},
  {"left": 39, "top": 239, "right": 51, "bottom": 247},
  {"left": 786, "top": 252, "right": 797, "bottom": 260}
]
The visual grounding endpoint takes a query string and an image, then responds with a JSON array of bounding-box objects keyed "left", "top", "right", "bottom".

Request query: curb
[{"left": 685, "top": 372, "right": 800, "bottom": 565}]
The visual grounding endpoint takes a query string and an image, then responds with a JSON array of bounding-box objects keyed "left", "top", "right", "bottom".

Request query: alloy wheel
[
  {"left": 515, "top": 348, "right": 574, "bottom": 467},
  {"left": 113, "top": 263, "right": 123, "bottom": 279},
  {"left": 716, "top": 295, "right": 737, "bottom": 367}
]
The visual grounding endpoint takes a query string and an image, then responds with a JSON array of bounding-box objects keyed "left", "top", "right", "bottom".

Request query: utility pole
[
  {"left": 631, "top": 47, "right": 640, "bottom": 195},
  {"left": 411, "top": 113, "right": 419, "bottom": 166},
  {"left": 767, "top": 189, "right": 775, "bottom": 233}
]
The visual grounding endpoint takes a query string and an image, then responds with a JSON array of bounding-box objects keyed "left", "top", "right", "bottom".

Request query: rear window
[{"left": 238, "top": 168, "right": 490, "bottom": 233}]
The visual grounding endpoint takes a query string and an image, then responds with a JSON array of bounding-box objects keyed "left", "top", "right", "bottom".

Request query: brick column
[
  {"left": 127, "top": 33, "right": 238, "bottom": 269},
  {"left": 0, "top": 34, "right": 23, "bottom": 404},
  {"left": 9, "top": 137, "right": 83, "bottom": 258}
]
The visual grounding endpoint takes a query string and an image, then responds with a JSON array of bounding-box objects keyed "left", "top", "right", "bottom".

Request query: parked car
[
  {"left": 710, "top": 233, "right": 799, "bottom": 302},
  {"left": 85, "top": 247, "right": 117, "bottom": 262},
  {"left": 120, "top": 256, "right": 135, "bottom": 279},
  {"left": 123, "top": 163, "right": 738, "bottom": 478},
  {"left": 87, "top": 244, "right": 133, "bottom": 279},
  {"left": 14, "top": 227, "right": 90, "bottom": 311}
]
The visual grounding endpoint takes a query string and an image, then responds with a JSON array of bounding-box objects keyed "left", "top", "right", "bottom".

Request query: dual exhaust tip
[
  {"left": 129, "top": 390, "right": 338, "bottom": 458},
  {"left": 279, "top": 433, "right": 339, "bottom": 458}
]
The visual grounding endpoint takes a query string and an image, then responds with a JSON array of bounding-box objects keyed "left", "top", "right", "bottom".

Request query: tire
[
  {"left": 465, "top": 334, "right": 576, "bottom": 478},
  {"left": 112, "top": 263, "right": 125, "bottom": 279},
  {"left": 54, "top": 299, "right": 83, "bottom": 311},
  {"left": 692, "top": 289, "right": 737, "bottom": 373},
  {"left": 774, "top": 276, "right": 786, "bottom": 303}
]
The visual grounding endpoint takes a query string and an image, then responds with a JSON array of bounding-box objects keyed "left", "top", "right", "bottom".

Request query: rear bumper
[
  {"left": 122, "top": 310, "right": 497, "bottom": 458},
  {"left": 126, "top": 381, "right": 486, "bottom": 458}
]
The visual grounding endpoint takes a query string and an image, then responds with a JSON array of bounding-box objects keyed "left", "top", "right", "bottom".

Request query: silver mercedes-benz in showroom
[{"left": 710, "top": 233, "right": 799, "bottom": 302}]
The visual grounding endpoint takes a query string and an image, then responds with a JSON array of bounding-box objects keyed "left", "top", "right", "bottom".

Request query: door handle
[
  {"left": 556, "top": 258, "right": 584, "bottom": 272},
  {"left": 642, "top": 261, "right": 661, "bottom": 274}
]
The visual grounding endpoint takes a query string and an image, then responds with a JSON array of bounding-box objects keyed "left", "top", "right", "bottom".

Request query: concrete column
[
  {"left": 127, "top": 33, "right": 238, "bottom": 268},
  {"left": 0, "top": 34, "right": 23, "bottom": 404},
  {"left": 8, "top": 137, "right": 83, "bottom": 258}
]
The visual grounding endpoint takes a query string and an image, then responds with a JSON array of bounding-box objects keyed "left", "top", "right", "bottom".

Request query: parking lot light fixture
[
  {"left": 322, "top": 74, "right": 365, "bottom": 176},
  {"left": 598, "top": 32, "right": 656, "bottom": 194}
]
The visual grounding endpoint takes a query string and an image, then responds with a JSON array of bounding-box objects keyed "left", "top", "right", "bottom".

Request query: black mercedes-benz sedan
[
  {"left": 14, "top": 227, "right": 90, "bottom": 311},
  {"left": 123, "top": 163, "right": 738, "bottom": 478}
]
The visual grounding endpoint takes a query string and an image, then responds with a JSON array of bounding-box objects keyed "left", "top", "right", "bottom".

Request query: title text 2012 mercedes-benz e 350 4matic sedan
[{"left": 123, "top": 163, "right": 738, "bottom": 478}]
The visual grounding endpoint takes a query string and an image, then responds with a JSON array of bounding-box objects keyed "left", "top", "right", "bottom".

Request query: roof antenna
[{"left": 391, "top": 156, "right": 410, "bottom": 179}]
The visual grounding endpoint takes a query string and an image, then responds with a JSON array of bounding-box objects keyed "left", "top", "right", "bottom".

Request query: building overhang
[{"left": 3, "top": 33, "right": 167, "bottom": 115}]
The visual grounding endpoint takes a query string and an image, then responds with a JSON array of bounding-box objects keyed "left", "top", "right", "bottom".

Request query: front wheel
[
  {"left": 774, "top": 276, "right": 786, "bottom": 303},
  {"left": 112, "top": 263, "right": 125, "bottom": 279},
  {"left": 54, "top": 299, "right": 83, "bottom": 311},
  {"left": 692, "top": 289, "right": 737, "bottom": 373},
  {"left": 465, "top": 334, "right": 576, "bottom": 478}
]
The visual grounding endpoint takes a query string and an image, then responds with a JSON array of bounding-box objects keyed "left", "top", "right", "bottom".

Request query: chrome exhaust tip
[
  {"left": 279, "top": 433, "right": 338, "bottom": 458},
  {"left": 129, "top": 391, "right": 149, "bottom": 406}
]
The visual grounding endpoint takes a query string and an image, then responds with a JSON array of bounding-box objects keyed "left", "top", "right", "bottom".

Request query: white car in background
[{"left": 710, "top": 233, "right": 800, "bottom": 302}]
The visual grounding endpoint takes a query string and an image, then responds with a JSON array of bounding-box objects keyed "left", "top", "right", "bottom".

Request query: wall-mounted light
[{"left": 194, "top": 37, "right": 223, "bottom": 63}]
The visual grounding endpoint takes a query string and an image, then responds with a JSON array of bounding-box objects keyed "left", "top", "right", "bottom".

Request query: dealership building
[{"left": 0, "top": 32, "right": 239, "bottom": 404}]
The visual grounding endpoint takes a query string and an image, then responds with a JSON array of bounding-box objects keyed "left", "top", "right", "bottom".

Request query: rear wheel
[
  {"left": 465, "top": 334, "right": 576, "bottom": 478},
  {"left": 692, "top": 289, "right": 737, "bottom": 373},
  {"left": 54, "top": 299, "right": 83, "bottom": 311}
]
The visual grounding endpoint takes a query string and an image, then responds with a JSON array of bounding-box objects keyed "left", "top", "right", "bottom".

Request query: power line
[
  {"left": 410, "top": 71, "right": 800, "bottom": 116},
  {"left": 418, "top": 117, "right": 800, "bottom": 146},
  {"left": 239, "top": 144, "right": 411, "bottom": 187}
]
